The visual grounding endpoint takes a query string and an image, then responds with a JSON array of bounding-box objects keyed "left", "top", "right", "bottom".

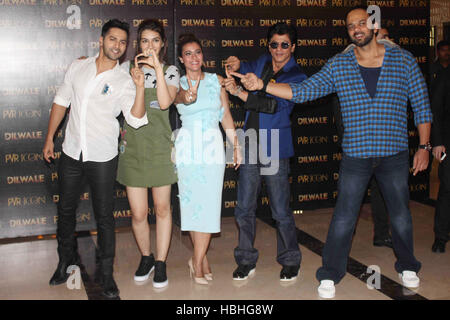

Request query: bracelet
[
  {"left": 232, "top": 85, "right": 243, "bottom": 96},
  {"left": 418, "top": 141, "right": 432, "bottom": 151},
  {"left": 233, "top": 145, "right": 242, "bottom": 150}
]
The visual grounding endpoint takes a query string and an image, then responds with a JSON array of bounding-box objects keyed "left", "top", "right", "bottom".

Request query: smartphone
[{"left": 441, "top": 152, "right": 447, "bottom": 161}]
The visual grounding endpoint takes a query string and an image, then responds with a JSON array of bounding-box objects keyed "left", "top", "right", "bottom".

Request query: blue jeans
[
  {"left": 316, "top": 151, "right": 421, "bottom": 284},
  {"left": 234, "top": 158, "right": 301, "bottom": 267}
]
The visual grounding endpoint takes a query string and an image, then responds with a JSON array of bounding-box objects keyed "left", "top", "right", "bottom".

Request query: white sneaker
[
  {"left": 399, "top": 271, "right": 420, "bottom": 288},
  {"left": 318, "top": 280, "right": 335, "bottom": 299}
]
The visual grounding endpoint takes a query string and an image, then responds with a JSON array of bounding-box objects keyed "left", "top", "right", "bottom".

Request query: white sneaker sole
[
  {"left": 280, "top": 275, "right": 298, "bottom": 282},
  {"left": 153, "top": 279, "right": 169, "bottom": 288},
  {"left": 134, "top": 266, "right": 155, "bottom": 282},
  {"left": 233, "top": 268, "right": 255, "bottom": 281},
  {"left": 318, "top": 287, "right": 335, "bottom": 299}
]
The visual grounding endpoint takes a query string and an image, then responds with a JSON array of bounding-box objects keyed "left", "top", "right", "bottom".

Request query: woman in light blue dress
[{"left": 174, "top": 34, "right": 241, "bottom": 284}]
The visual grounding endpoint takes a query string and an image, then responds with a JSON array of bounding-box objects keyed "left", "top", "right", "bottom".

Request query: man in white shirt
[{"left": 43, "top": 19, "right": 148, "bottom": 299}]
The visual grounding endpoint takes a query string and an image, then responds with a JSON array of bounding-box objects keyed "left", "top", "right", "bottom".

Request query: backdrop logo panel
[{"left": 0, "top": 0, "right": 430, "bottom": 238}]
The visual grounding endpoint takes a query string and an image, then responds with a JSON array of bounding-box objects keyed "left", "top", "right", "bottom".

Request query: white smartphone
[{"left": 441, "top": 152, "right": 447, "bottom": 161}]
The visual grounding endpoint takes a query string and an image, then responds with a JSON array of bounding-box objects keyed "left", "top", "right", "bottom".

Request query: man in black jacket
[
  {"left": 430, "top": 40, "right": 450, "bottom": 93},
  {"left": 431, "top": 71, "right": 450, "bottom": 253}
]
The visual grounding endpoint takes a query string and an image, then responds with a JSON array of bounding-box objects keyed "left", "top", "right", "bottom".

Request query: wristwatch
[{"left": 418, "top": 142, "right": 432, "bottom": 151}]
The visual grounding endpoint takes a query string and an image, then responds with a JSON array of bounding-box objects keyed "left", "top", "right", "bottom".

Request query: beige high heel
[
  {"left": 188, "top": 258, "right": 208, "bottom": 285},
  {"left": 204, "top": 273, "right": 213, "bottom": 281}
]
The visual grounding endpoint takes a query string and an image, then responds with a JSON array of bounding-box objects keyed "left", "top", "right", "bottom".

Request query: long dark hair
[{"left": 136, "top": 19, "right": 168, "bottom": 63}]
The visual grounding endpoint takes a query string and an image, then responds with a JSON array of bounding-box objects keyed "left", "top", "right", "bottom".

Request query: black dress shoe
[
  {"left": 101, "top": 275, "right": 120, "bottom": 299},
  {"left": 432, "top": 239, "right": 446, "bottom": 253},
  {"left": 49, "top": 256, "right": 80, "bottom": 286},
  {"left": 373, "top": 237, "right": 393, "bottom": 248}
]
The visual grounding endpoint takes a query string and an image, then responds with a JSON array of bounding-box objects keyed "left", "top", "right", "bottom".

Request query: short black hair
[
  {"left": 101, "top": 19, "right": 130, "bottom": 38},
  {"left": 267, "top": 22, "right": 297, "bottom": 45},
  {"left": 345, "top": 5, "right": 368, "bottom": 21},
  {"left": 437, "top": 40, "right": 450, "bottom": 51}
]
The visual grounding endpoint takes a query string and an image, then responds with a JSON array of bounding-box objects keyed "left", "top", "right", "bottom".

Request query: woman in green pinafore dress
[{"left": 116, "top": 20, "right": 179, "bottom": 289}]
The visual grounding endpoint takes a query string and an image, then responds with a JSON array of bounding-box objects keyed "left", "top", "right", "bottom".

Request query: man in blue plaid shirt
[{"left": 232, "top": 7, "right": 432, "bottom": 298}]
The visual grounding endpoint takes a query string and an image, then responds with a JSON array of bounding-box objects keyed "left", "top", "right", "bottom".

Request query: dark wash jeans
[
  {"left": 234, "top": 157, "right": 301, "bottom": 267},
  {"left": 370, "top": 177, "right": 391, "bottom": 241},
  {"left": 56, "top": 152, "right": 118, "bottom": 274},
  {"left": 316, "top": 150, "right": 421, "bottom": 284}
]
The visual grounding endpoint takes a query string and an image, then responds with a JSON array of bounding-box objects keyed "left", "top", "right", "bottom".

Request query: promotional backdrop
[{"left": 0, "top": 0, "right": 430, "bottom": 238}]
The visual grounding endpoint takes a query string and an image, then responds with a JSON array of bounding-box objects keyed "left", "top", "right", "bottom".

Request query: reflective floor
[{"left": 0, "top": 201, "right": 449, "bottom": 300}]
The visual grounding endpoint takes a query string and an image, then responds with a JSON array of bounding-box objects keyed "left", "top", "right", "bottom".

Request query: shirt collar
[{"left": 91, "top": 52, "right": 120, "bottom": 72}]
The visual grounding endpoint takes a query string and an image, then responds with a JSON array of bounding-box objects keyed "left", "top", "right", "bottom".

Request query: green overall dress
[{"left": 117, "top": 64, "right": 177, "bottom": 188}]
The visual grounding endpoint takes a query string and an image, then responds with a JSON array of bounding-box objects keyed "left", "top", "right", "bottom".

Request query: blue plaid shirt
[{"left": 289, "top": 42, "right": 432, "bottom": 158}]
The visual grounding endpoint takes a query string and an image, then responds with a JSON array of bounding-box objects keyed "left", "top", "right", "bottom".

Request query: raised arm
[
  {"left": 230, "top": 57, "right": 336, "bottom": 104},
  {"left": 137, "top": 49, "right": 178, "bottom": 110},
  {"left": 120, "top": 62, "right": 148, "bottom": 129},
  {"left": 174, "top": 74, "right": 200, "bottom": 105}
]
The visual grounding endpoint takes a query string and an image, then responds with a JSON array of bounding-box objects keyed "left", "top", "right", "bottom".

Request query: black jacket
[{"left": 431, "top": 74, "right": 450, "bottom": 148}]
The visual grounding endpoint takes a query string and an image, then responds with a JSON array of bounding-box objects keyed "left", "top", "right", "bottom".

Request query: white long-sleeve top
[{"left": 53, "top": 55, "right": 148, "bottom": 162}]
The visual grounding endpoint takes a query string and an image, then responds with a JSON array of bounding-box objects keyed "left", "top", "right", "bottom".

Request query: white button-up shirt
[{"left": 54, "top": 55, "right": 148, "bottom": 162}]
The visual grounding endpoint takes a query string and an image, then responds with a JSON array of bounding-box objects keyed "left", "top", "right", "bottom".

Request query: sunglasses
[{"left": 269, "top": 41, "right": 291, "bottom": 49}]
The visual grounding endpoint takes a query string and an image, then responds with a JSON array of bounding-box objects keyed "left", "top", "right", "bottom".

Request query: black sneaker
[
  {"left": 280, "top": 265, "right": 299, "bottom": 282},
  {"left": 134, "top": 254, "right": 155, "bottom": 282},
  {"left": 232, "top": 264, "right": 256, "bottom": 280},
  {"left": 153, "top": 260, "right": 168, "bottom": 288}
]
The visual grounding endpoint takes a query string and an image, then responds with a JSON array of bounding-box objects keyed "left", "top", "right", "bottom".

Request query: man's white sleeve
[{"left": 53, "top": 60, "right": 76, "bottom": 107}]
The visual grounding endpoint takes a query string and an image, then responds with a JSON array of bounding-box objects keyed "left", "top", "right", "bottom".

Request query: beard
[
  {"left": 351, "top": 29, "right": 374, "bottom": 47},
  {"left": 102, "top": 43, "right": 124, "bottom": 61}
]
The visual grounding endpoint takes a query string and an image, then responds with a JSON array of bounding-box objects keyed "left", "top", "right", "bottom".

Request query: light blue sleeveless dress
[{"left": 175, "top": 73, "right": 225, "bottom": 233}]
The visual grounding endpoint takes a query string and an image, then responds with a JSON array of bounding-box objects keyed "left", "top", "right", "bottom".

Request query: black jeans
[
  {"left": 56, "top": 152, "right": 118, "bottom": 275},
  {"left": 435, "top": 157, "right": 450, "bottom": 242}
]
